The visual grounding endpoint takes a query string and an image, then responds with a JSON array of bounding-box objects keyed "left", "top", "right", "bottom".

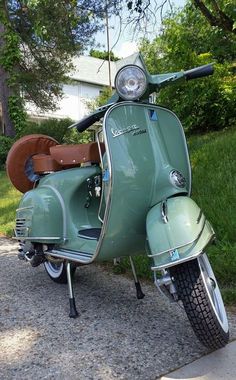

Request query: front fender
[{"left": 146, "top": 196, "right": 215, "bottom": 270}]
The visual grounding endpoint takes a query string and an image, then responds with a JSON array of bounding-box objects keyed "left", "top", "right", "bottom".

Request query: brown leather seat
[
  {"left": 32, "top": 154, "right": 62, "bottom": 174},
  {"left": 50, "top": 142, "right": 105, "bottom": 168},
  {"left": 6, "top": 134, "right": 59, "bottom": 193}
]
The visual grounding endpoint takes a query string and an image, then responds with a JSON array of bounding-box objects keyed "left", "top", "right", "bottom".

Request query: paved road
[{"left": 1, "top": 237, "right": 236, "bottom": 380}]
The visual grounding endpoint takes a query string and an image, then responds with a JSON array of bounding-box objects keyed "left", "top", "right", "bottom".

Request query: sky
[{"left": 93, "top": 0, "right": 186, "bottom": 58}]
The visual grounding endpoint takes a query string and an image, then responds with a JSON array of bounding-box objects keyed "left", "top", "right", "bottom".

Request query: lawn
[
  {"left": 188, "top": 128, "right": 236, "bottom": 303},
  {"left": 0, "top": 127, "right": 235, "bottom": 302},
  {"left": 0, "top": 171, "right": 21, "bottom": 237}
]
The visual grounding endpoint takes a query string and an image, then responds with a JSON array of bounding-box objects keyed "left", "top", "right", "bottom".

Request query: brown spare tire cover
[{"left": 6, "top": 134, "right": 59, "bottom": 193}]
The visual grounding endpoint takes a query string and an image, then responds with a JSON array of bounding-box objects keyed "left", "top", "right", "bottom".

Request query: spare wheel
[{"left": 6, "top": 134, "right": 59, "bottom": 193}]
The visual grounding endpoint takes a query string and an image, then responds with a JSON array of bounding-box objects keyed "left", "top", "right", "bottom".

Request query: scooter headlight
[{"left": 115, "top": 65, "right": 147, "bottom": 100}]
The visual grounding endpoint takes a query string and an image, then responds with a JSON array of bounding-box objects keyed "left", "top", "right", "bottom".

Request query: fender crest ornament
[
  {"left": 169, "top": 169, "right": 186, "bottom": 188},
  {"left": 111, "top": 124, "right": 147, "bottom": 138}
]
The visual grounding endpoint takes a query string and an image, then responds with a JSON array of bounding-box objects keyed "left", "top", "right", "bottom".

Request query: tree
[
  {"left": 125, "top": 0, "right": 236, "bottom": 35},
  {"left": 192, "top": 0, "right": 236, "bottom": 35},
  {"left": 89, "top": 49, "right": 119, "bottom": 61},
  {"left": 0, "top": 0, "right": 116, "bottom": 136},
  {"left": 140, "top": 3, "right": 236, "bottom": 133}
]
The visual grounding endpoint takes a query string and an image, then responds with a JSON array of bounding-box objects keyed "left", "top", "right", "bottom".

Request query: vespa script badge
[{"left": 111, "top": 124, "right": 147, "bottom": 138}]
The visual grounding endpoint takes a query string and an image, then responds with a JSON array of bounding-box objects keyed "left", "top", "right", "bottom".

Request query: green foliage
[
  {"left": 87, "top": 86, "right": 113, "bottom": 112},
  {"left": 19, "top": 118, "right": 72, "bottom": 143},
  {"left": 0, "top": 171, "right": 21, "bottom": 236},
  {"left": 0, "top": 136, "right": 14, "bottom": 169},
  {"left": 19, "top": 118, "right": 94, "bottom": 145},
  {"left": 189, "top": 128, "right": 236, "bottom": 243},
  {"left": 0, "top": 8, "right": 27, "bottom": 135},
  {"left": 8, "top": 96, "right": 27, "bottom": 136},
  {"left": 191, "top": 0, "right": 236, "bottom": 35},
  {"left": 0, "top": 26, "right": 20, "bottom": 72},
  {"left": 89, "top": 49, "right": 119, "bottom": 61},
  {"left": 207, "top": 242, "right": 236, "bottom": 286},
  {"left": 63, "top": 128, "right": 94, "bottom": 145},
  {"left": 4, "top": 0, "right": 116, "bottom": 112},
  {"left": 140, "top": 3, "right": 236, "bottom": 133},
  {"left": 1, "top": 1, "right": 116, "bottom": 136}
]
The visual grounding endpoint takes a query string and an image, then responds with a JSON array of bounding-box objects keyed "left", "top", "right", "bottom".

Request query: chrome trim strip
[
  {"left": 151, "top": 250, "right": 201, "bottom": 271},
  {"left": 161, "top": 200, "right": 168, "bottom": 224},
  {"left": 151, "top": 234, "right": 215, "bottom": 271},
  {"left": 148, "top": 217, "right": 206, "bottom": 258},
  {"left": 49, "top": 249, "right": 93, "bottom": 264},
  {"left": 78, "top": 234, "right": 98, "bottom": 241},
  {"left": 40, "top": 185, "right": 67, "bottom": 241},
  {"left": 16, "top": 206, "right": 34, "bottom": 212},
  {"left": 171, "top": 111, "right": 192, "bottom": 195},
  {"left": 96, "top": 129, "right": 105, "bottom": 223},
  {"left": 12, "top": 236, "right": 61, "bottom": 241},
  {"left": 83, "top": 103, "right": 114, "bottom": 264},
  {"left": 96, "top": 129, "right": 104, "bottom": 170},
  {"left": 197, "top": 209, "right": 203, "bottom": 224}
]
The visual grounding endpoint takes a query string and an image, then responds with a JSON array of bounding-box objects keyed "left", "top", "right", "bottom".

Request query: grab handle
[{"left": 184, "top": 63, "right": 214, "bottom": 81}]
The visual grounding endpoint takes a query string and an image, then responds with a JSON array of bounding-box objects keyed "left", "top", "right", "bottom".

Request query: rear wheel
[
  {"left": 170, "top": 253, "right": 229, "bottom": 349},
  {"left": 44, "top": 260, "right": 76, "bottom": 284}
]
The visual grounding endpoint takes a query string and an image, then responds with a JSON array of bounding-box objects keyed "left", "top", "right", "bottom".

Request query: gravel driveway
[{"left": 1, "top": 237, "right": 236, "bottom": 380}]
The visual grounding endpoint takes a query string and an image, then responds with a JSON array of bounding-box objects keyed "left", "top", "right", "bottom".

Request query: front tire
[
  {"left": 44, "top": 261, "right": 76, "bottom": 284},
  {"left": 170, "top": 253, "right": 229, "bottom": 349}
]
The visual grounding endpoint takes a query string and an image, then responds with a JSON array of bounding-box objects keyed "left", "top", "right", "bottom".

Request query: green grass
[
  {"left": 0, "top": 128, "right": 236, "bottom": 302},
  {"left": 0, "top": 171, "right": 21, "bottom": 236},
  {"left": 188, "top": 128, "right": 236, "bottom": 293},
  {"left": 188, "top": 129, "right": 236, "bottom": 243}
]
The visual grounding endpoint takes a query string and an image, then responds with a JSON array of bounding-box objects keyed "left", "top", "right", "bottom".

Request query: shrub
[
  {"left": 0, "top": 136, "right": 14, "bottom": 169},
  {"left": 18, "top": 118, "right": 73, "bottom": 143},
  {"left": 157, "top": 60, "right": 236, "bottom": 133},
  {"left": 62, "top": 128, "right": 94, "bottom": 144}
]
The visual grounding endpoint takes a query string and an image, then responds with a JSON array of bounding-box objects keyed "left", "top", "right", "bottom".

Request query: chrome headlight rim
[{"left": 115, "top": 65, "right": 148, "bottom": 101}]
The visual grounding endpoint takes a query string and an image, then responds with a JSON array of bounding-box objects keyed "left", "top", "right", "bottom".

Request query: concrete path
[
  {"left": 160, "top": 340, "right": 236, "bottom": 380},
  {"left": 1, "top": 237, "right": 236, "bottom": 379}
]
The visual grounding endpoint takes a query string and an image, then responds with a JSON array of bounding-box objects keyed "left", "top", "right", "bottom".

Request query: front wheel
[
  {"left": 44, "top": 260, "right": 76, "bottom": 284},
  {"left": 170, "top": 253, "right": 229, "bottom": 349}
]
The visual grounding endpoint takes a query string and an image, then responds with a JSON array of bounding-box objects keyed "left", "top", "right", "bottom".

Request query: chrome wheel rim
[
  {"left": 44, "top": 261, "right": 64, "bottom": 279},
  {"left": 198, "top": 253, "right": 228, "bottom": 333}
]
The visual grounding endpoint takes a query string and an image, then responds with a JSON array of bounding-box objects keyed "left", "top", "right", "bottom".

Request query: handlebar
[
  {"left": 75, "top": 113, "right": 101, "bottom": 133},
  {"left": 72, "top": 63, "right": 214, "bottom": 132},
  {"left": 184, "top": 63, "right": 214, "bottom": 81},
  {"left": 69, "top": 104, "right": 112, "bottom": 133}
]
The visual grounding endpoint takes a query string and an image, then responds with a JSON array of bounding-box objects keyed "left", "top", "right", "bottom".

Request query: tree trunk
[
  {"left": 0, "top": 22, "right": 16, "bottom": 137},
  {"left": 192, "top": 0, "right": 236, "bottom": 35}
]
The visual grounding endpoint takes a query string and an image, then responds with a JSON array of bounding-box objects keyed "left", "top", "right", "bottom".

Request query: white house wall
[{"left": 27, "top": 82, "right": 103, "bottom": 122}]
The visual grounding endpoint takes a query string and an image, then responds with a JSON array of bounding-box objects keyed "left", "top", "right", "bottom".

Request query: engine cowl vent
[{"left": 15, "top": 218, "right": 28, "bottom": 237}]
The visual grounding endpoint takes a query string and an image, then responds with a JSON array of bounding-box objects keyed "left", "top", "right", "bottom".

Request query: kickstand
[
  {"left": 66, "top": 262, "right": 79, "bottom": 318},
  {"left": 129, "top": 256, "right": 145, "bottom": 299}
]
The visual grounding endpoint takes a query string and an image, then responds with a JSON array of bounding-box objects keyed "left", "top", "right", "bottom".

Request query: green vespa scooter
[{"left": 7, "top": 60, "right": 229, "bottom": 350}]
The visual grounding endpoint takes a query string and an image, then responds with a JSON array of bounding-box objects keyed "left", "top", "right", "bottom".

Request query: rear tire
[
  {"left": 44, "top": 261, "right": 76, "bottom": 284},
  {"left": 170, "top": 253, "right": 229, "bottom": 349}
]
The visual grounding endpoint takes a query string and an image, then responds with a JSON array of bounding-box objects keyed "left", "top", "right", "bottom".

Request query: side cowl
[{"left": 146, "top": 196, "right": 215, "bottom": 270}]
